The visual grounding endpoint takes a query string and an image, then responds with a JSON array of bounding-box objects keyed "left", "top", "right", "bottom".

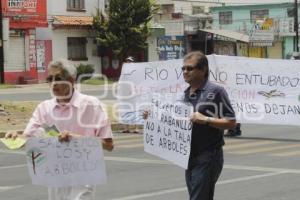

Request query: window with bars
[
  {"left": 67, "top": 37, "right": 87, "bottom": 61},
  {"left": 250, "top": 10, "right": 269, "bottom": 23},
  {"left": 219, "top": 11, "right": 232, "bottom": 25},
  {"left": 67, "top": 0, "right": 85, "bottom": 11}
]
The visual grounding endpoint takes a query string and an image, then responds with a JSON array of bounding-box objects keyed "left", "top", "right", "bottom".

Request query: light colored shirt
[{"left": 24, "top": 90, "right": 113, "bottom": 139}]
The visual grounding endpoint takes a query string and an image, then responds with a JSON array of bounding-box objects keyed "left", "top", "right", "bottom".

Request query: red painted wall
[
  {"left": 4, "top": 71, "right": 31, "bottom": 84},
  {"left": 2, "top": 0, "right": 48, "bottom": 84},
  {"left": 1, "top": 0, "right": 47, "bottom": 29}
]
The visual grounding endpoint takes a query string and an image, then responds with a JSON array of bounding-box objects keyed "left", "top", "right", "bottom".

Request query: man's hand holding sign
[{"left": 3, "top": 59, "right": 113, "bottom": 200}]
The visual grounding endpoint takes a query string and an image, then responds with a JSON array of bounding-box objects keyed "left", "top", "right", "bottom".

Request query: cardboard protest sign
[
  {"left": 144, "top": 94, "right": 192, "bottom": 169},
  {"left": 118, "top": 55, "right": 300, "bottom": 126},
  {"left": 25, "top": 137, "right": 107, "bottom": 187}
]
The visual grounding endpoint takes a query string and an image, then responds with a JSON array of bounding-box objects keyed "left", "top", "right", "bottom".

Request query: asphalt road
[
  {"left": 1, "top": 124, "right": 300, "bottom": 200},
  {"left": 0, "top": 89, "right": 116, "bottom": 101}
]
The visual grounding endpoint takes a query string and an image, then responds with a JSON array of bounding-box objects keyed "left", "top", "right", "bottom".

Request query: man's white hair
[{"left": 48, "top": 59, "right": 77, "bottom": 79}]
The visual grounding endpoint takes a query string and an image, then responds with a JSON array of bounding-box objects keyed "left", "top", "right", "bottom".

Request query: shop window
[
  {"left": 67, "top": 0, "right": 85, "bottom": 11},
  {"left": 250, "top": 10, "right": 269, "bottom": 23},
  {"left": 219, "top": 11, "right": 232, "bottom": 25},
  {"left": 161, "top": 4, "right": 174, "bottom": 14},
  {"left": 192, "top": 6, "right": 205, "bottom": 15},
  {"left": 67, "top": 37, "right": 88, "bottom": 61}
]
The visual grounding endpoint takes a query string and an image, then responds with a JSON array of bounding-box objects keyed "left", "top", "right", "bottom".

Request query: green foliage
[
  {"left": 76, "top": 63, "right": 95, "bottom": 81},
  {"left": 0, "top": 84, "right": 16, "bottom": 89},
  {"left": 93, "top": 0, "right": 158, "bottom": 60},
  {"left": 82, "top": 78, "right": 115, "bottom": 85}
]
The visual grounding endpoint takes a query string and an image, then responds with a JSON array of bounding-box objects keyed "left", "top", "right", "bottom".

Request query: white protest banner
[
  {"left": 210, "top": 55, "right": 300, "bottom": 125},
  {"left": 117, "top": 60, "right": 187, "bottom": 124},
  {"left": 117, "top": 55, "right": 300, "bottom": 126},
  {"left": 25, "top": 137, "right": 107, "bottom": 187},
  {"left": 144, "top": 94, "right": 192, "bottom": 169}
]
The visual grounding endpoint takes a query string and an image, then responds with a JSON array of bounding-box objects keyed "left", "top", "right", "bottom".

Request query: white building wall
[
  {"left": 173, "top": 1, "right": 219, "bottom": 15},
  {"left": 52, "top": 29, "right": 100, "bottom": 73},
  {"left": 48, "top": 0, "right": 104, "bottom": 16},
  {"left": 147, "top": 35, "right": 159, "bottom": 61},
  {"left": 173, "top": 1, "right": 192, "bottom": 15},
  {"left": 156, "top": 0, "right": 173, "bottom": 4},
  {"left": 160, "top": 20, "right": 184, "bottom": 36},
  {"left": 39, "top": 0, "right": 104, "bottom": 75}
]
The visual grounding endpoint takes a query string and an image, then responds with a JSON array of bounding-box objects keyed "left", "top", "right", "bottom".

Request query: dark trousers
[{"left": 185, "top": 148, "right": 224, "bottom": 200}]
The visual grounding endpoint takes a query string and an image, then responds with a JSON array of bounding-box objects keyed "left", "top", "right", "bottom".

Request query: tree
[{"left": 93, "top": 0, "right": 158, "bottom": 61}]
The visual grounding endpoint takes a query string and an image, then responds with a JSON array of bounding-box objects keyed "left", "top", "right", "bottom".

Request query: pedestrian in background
[
  {"left": 182, "top": 51, "right": 236, "bottom": 200},
  {"left": 6, "top": 59, "right": 114, "bottom": 200}
]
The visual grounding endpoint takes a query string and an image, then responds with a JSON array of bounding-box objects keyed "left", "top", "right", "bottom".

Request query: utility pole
[
  {"left": 0, "top": 0, "right": 4, "bottom": 83},
  {"left": 294, "top": 0, "right": 299, "bottom": 52}
]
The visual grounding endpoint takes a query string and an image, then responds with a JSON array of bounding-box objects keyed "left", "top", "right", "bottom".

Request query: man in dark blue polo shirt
[{"left": 182, "top": 51, "right": 236, "bottom": 200}]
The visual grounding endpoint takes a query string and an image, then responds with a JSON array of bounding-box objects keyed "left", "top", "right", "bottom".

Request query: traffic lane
[
  {"left": 2, "top": 160, "right": 299, "bottom": 200},
  {"left": 241, "top": 124, "right": 300, "bottom": 140},
  {"left": 0, "top": 151, "right": 183, "bottom": 200},
  {"left": 0, "top": 167, "right": 47, "bottom": 200},
  {"left": 129, "top": 171, "right": 300, "bottom": 200},
  {"left": 0, "top": 89, "right": 115, "bottom": 101},
  {"left": 215, "top": 172, "right": 300, "bottom": 200},
  {"left": 1, "top": 132, "right": 300, "bottom": 200},
  {"left": 98, "top": 159, "right": 185, "bottom": 200},
  {"left": 224, "top": 151, "right": 300, "bottom": 171},
  {"left": 103, "top": 166, "right": 270, "bottom": 200}
]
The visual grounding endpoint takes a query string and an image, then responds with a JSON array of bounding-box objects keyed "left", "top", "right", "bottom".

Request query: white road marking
[
  {"left": 110, "top": 172, "right": 286, "bottom": 200},
  {"left": 0, "top": 164, "right": 27, "bottom": 170},
  {"left": 2, "top": 155, "right": 300, "bottom": 175},
  {"left": 1, "top": 156, "right": 299, "bottom": 199},
  {"left": 224, "top": 164, "right": 300, "bottom": 174},
  {"left": 114, "top": 135, "right": 143, "bottom": 140},
  {"left": 114, "top": 138, "right": 143, "bottom": 144},
  {"left": 110, "top": 187, "right": 186, "bottom": 200},
  {"left": 117, "top": 144, "right": 144, "bottom": 148},
  {"left": 228, "top": 143, "right": 300, "bottom": 154},
  {"left": 225, "top": 139, "right": 251, "bottom": 144},
  {"left": 224, "top": 141, "right": 279, "bottom": 150},
  {"left": 0, "top": 185, "right": 24, "bottom": 193},
  {"left": 0, "top": 149, "right": 25, "bottom": 155},
  {"left": 104, "top": 156, "right": 170, "bottom": 165},
  {"left": 272, "top": 150, "right": 300, "bottom": 157},
  {"left": 217, "top": 171, "right": 287, "bottom": 184}
]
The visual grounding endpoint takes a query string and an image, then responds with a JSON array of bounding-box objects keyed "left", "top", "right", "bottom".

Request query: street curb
[{"left": 0, "top": 124, "right": 143, "bottom": 138}]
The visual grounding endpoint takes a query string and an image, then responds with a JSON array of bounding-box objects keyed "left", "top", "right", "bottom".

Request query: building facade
[
  {"left": 2, "top": 0, "right": 48, "bottom": 84},
  {"left": 46, "top": 0, "right": 104, "bottom": 75},
  {"left": 2, "top": 0, "right": 105, "bottom": 84},
  {"left": 153, "top": 0, "right": 220, "bottom": 60},
  {"left": 211, "top": 3, "right": 300, "bottom": 59}
]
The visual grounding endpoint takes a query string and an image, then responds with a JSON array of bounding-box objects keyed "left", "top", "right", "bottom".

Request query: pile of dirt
[
  {"left": 0, "top": 101, "right": 38, "bottom": 133},
  {"left": 0, "top": 101, "right": 141, "bottom": 135}
]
